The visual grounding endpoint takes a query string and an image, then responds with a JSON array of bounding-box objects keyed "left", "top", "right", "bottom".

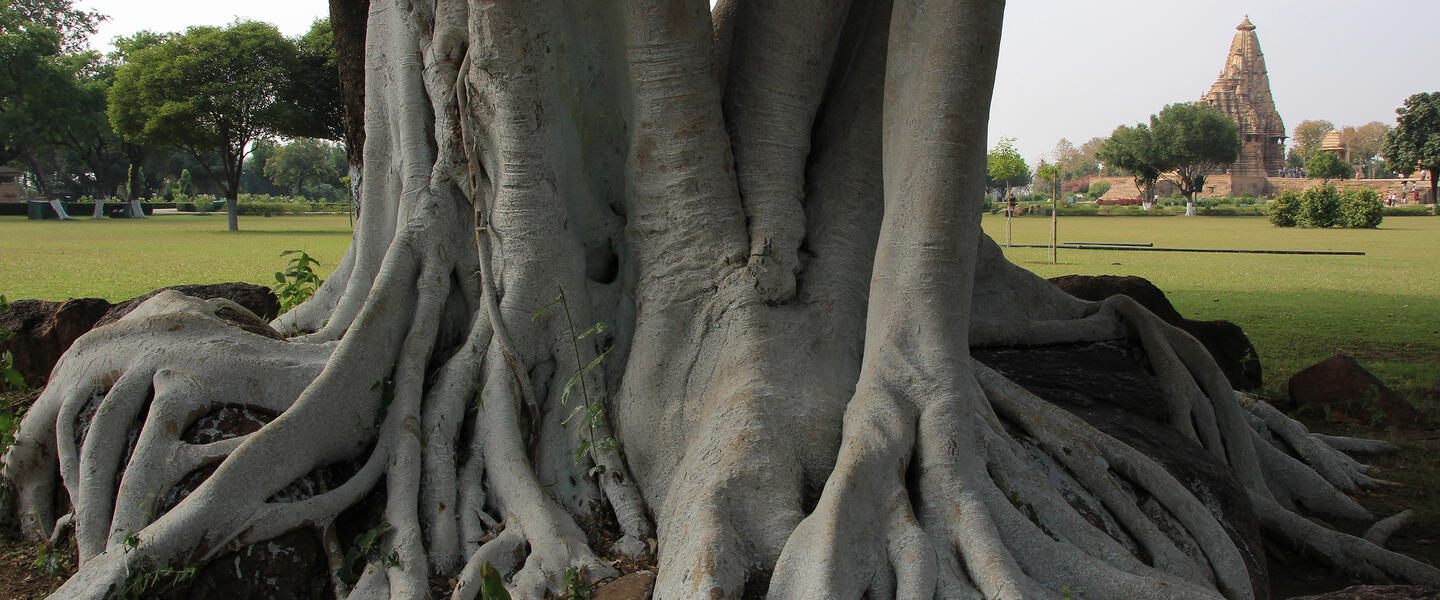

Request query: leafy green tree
[
  {"left": 1097, "top": 123, "right": 1161, "bottom": 202},
  {"left": 986, "top": 137, "right": 1028, "bottom": 200},
  {"left": 1290, "top": 119, "right": 1335, "bottom": 167},
  {"left": 108, "top": 22, "right": 309, "bottom": 231},
  {"left": 1383, "top": 92, "right": 1440, "bottom": 207},
  {"left": 0, "top": 6, "right": 67, "bottom": 185},
  {"left": 987, "top": 137, "right": 1028, "bottom": 246},
  {"left": 0, "top": 0, "right": 101, "bottom": 51},
  {"left": 176, "top": 168, "right": 193, "bottom": 196},
  {"left": 1305, "top": 150, "right": 1350, "bottom": 182},
  {"left": 264, "top": 138, "right": 343, "bottom": 196},
  {"left": 279, "top": 19, "right": 343, "bottom": 142},
  {"left": 1151, "top": 102, "right": 1239, "bottom": 205}
]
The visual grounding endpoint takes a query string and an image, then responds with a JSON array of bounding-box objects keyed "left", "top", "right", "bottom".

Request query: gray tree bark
[{"left": 5, "top": 1, "right": 1437, "bottom": 599}]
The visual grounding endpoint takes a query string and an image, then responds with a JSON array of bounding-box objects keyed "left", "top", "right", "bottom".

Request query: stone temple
[{"left": 1202, "top": 16, "right": 1285, "bottom": 179}]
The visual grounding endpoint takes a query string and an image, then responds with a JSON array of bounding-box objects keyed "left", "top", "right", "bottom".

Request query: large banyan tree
[{"left": 5, "top": 0, "right": 1438, "bottom": 598}]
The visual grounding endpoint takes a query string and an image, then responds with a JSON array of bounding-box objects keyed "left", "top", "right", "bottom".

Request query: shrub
[
  {"left": 1198, "top": 206, "right": 1236, "bottom": 216},
  {"left": 1297, "top": 184, "right": 1341, "bottom": 227},
  {"left": 1267, "top": 191, "right": 1300, "bottom": 227},
  {"left": 1099, "top": 205, "right": 1170, "bottom": 216},
  {"left": 1339, "top": 189, "right": 1383, "bottom": 229},
  {"left": 1382, "top": 205, "right": 1433, "bottom": 216},
  {"left": 1086, "top": 181, "right": 1111, "bottom": 198}
]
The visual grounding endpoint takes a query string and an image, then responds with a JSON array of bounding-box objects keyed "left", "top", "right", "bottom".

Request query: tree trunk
[{"left": 7, "top": 2, "right": 1439, "bottom": 599}]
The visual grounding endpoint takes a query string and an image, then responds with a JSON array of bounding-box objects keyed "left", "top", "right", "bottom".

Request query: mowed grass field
[
  {"left": 0, "top": 213, "right": 353, "bottom": 302},
  {"left": 984, "top": 213, "right": 1440, "bottom": 400},
  {"left": 1, "top": 212, "right": 1436, "bottom": 398}
]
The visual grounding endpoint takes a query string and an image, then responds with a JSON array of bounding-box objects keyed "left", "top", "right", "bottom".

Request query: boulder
[
  {"left": 0, "top": 298, "right": 113, "bottom": 386},
  {"left": 594, "top": 570, "right": 656, "bottom": 600},
  {"left": 1049, "top": 274, "right": 1263, "bottom": 391},
  {"left": 0, "top": 284, "right": 282, "bottom": 387},
  {"left": 1288, "top": 354, "right": 1423, "bottom": 428},
  {"left": 975, "top": 339, "right": 1269, "bottom": 599},
  {"left": 1291, "top": 585, "right": 1440, "bottom": 600},
  {"left": 97, "top": 282, "right": 281, "bottom": 328}
]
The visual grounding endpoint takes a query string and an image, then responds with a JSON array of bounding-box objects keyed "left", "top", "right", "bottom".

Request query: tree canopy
[
  {"left": 1097, "top": 123, "right": 1162, "bottom": 201},
  {"left": 1151, "top": 102, "right": 1239, "bottom": 204},
  {"left": 1341, "top": 121, "right": 1390, "bottom": 177},
  {"left": 1289, "top": 119, "right": 1335, "bottom": 167},
  {"left": 107, "top": 21, "right": 340, "bottom": 230},
  {"left": 985, "top": 136, "right": 1028, "bottom": 197},
  {"left": 1383, "top": 91, "right": 1440, "bottom": 204},
  {"left": 1305, "top": 150, "right": 1351, "bottom": 181}
]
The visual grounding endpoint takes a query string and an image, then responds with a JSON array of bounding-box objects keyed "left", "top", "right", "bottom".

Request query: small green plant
[
  {"left": 32, "top": 545, "right": 72, "bottom": 578},
  {"left": 535, "top": 286, "right": 618, "bottom": 479},
  {"left": 273, "top": 250, "right": 324, "bottom": 314},
  {"left": 117, "top": 529, "right": 198, "bottom": 599},
  {"left": 479, "top": 560, "right": 511, "bottom": 600},
  {"left": 556, "top": 566, "right": 593, "bottom": 599},
  {"left": 120, "top": 565, "right": 197, "bottom": 600},
  {"left": 341, "top": 522, "right": 400, "bottom": 586}
]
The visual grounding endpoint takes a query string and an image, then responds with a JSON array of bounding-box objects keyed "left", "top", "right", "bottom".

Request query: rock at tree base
[
  {"left": 1290, "top": 585, "right": 1440, "bottom": 599},
  {"left": 0, "top": 284, "right": 281, "bottom": 387},
  {"left": 97, "top": 283, "right": 281, "bottom": 327},
  {"left": 1049, "top": 274, "right": 1264, "bottom": 391},
  {"left": 975, "top": 339, "right": 1270, "bottom": 599},
  {"left": 0, "top": 298, "right": 112, "bottom": 387},
  {"left": 594, "top": 570, "right": 656, "bottom": 600},
  {"left": 1288, "top": 354, "right": 1423, "bottom": 428}
]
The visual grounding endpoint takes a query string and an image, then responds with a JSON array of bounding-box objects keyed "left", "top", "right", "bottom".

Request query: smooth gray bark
[{"left": 5, "top": 1, "right": 1437, "bottom": 599}]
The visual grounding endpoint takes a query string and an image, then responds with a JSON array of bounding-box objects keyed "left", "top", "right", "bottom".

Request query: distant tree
[
  {"left": 107, "top": 21, "right": 333, "bottom": 231},
  {"left": 1097, "top": 123, "right": 1161, "bottom": 202},
  {"left": 1052, "top": 137, "right": 1099, "bottom": 181},
  {"left": 1035, "top": 160, "right": 1063, "bottom": 264},
  {"left": 1341, "top": 121, "right": 1389, "bottom": 177},
  {"left": 2, "top": 0, "right": 102, "bottom": 51},
  {"left": 1078, "top": 136, "right": 1111, "bottom": 174},
  {"left": 1151, "top": 102, "right": 1240, "bottom": 205},
  {"left": 987, "top": 137, "right": 1028, "bottom": 246},
  {"left": 1305, "top": 150, "right": 1351, "bottom": 182},
  {"left": 1290, "top": 119, "right": 1335, "bottom": 166},
  {"left": 0, "top": 6, "right": 69, "bottom": 189},
  {"left": 1383, "top": 92, "right": 1440, "bottom": 206},
  {"left": 264, "top": 138, "right": 343, "bottom": 196},
  {"left": 176, "top": 168, "right": 194, "bottom": 196},
  {"left": 276, "top": 19, "right": 343, "bottom": 142},
  {"left": 986, "top": 137, "right": 1028, "bottom": 199}
]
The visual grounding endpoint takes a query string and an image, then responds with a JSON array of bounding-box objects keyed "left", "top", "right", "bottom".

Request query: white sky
[{"left": 79, "top": 1, "right": 1439, "bottom": 166}]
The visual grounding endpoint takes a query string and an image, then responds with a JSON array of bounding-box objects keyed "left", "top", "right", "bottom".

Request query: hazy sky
[{"left": 79, "top": 1, "right": 1438, "bottom": 166}]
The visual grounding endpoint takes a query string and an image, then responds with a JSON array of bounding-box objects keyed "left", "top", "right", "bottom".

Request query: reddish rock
[
  {"left": 1049, "top": 274, "right": 1263, "bottom": 390},
  {"left": 96, "top": 282, "right": 281, "bottom": 327},
  {"left": 1288, "top": 354, "right": 1422, "bottom": 428},
  {"left": 594, "top": 571, "right": 656, "bottom": 600},
  {"left": 0, "top": 298, "right": 113, "bottom": 386},
  {"left": 1291, "top": 585, "right": 1440, "bottom": 600}
]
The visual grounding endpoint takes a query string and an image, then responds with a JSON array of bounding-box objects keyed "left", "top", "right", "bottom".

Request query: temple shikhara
[{"left": 1202, "top": 16, "right": 1286, "bottom": 178}]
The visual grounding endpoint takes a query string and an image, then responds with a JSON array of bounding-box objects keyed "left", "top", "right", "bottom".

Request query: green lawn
[
  {"left": 0, "top": 214, "right": 353, "bottom": 302},
  {"left": 983, "top": 213, "right": 1440, "bottom": 399},
  {"left": 2, "top": 212, "right": 1436, "bottom": 398}
]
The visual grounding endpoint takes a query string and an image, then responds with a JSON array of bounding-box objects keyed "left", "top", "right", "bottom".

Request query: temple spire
[{"left": 1203, "top": 16, "right": 1285, "bottom": 177}]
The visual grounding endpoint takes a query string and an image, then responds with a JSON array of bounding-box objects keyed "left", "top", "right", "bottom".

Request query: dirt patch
[{"left": 0, "top": 535, "right": 72, "bottom": 600}]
